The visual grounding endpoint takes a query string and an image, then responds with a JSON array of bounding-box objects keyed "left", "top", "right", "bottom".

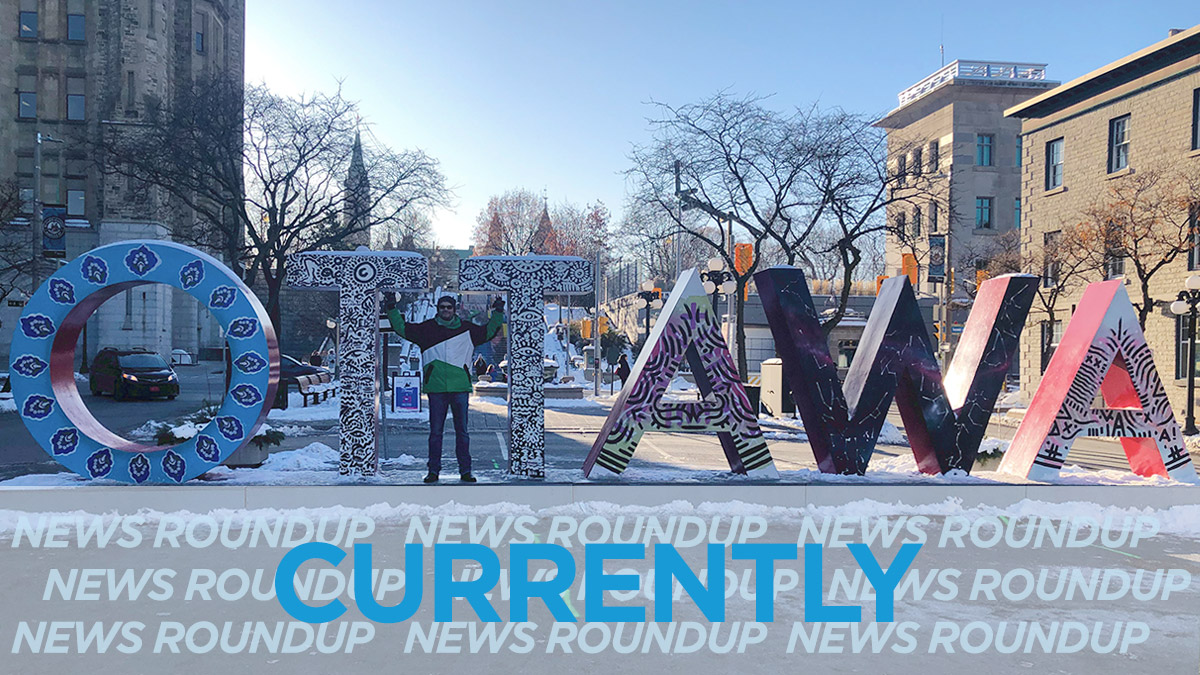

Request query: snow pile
[
  {"left": 128, "top": 420, "right": 168, "bottom": 441},
  {"left": 268, "top": 395, "right": 341, "bottom": 422},
  {"left": 258, "top": 442, "right": 340, "bottom": 471},
  {"left": 877, "top": 421, "right": 907, "bottom": 445},
  {"left": 165, "top": 421, "right": 200, "bottom": 441},
  {"left": 0, "top": 396, "right": 15, "bottom": 414}
]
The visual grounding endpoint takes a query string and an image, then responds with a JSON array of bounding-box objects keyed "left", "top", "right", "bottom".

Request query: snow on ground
[
  {"left": 4, "top": 437, "right": 1194, "bottom": 488},
  {"left": 266, "top": 393, "right": 428, "bottom": 423},
  {"left": 0, "top": 396, "right": 15, "bottom": 414}
]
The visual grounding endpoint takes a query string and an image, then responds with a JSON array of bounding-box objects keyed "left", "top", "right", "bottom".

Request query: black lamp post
[
  {"left": 637, "top": 280, "right": 662, "bottom": 338},
  {"left": 699, "top": 257, "right": 736, "bottom": 309},
  {"left": 1171, "top": 275, "right": 1200, "bottom": 435}
]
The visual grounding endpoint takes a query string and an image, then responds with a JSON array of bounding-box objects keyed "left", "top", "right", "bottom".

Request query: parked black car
[
  {"left": 279, "top": 354, "right": 330, "bottom": 382},
  {"left": 89, "top": 349, "right": 180, "bottom": 401}
]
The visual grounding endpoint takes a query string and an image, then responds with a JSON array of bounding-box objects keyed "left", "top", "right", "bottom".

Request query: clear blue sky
[{"left": 245, "top": 1, "right": 1199, "bottom": 249}]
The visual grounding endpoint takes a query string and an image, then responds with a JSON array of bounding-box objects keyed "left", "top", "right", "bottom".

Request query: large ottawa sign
[{"left": 10, "top": 242, "right": 1197, "bottom": 485}]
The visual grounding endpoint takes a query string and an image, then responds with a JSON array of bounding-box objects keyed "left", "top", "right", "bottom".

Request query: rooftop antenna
[{"left": 940, "top": 15, "right": 945, "bottom": 67}]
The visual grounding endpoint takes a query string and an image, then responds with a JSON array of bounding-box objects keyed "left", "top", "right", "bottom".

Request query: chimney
[{"left": 1168, "top": 28, "right": 1184, "bottom": 37}]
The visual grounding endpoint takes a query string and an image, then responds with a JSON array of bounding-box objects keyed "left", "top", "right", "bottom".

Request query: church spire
[{"left": 343, "top": 129, "right": 371, "bottom": 248}]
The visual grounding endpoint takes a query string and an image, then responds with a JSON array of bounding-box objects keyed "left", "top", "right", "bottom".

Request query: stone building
[
  {"left": 876, "top": 60, "right": 1058, "bottom": 353},
  {"left": 1008, "top": 25, "right": 1200, "bottom": 413},
  {"left": 0, "top": 0, "right": 243, "bottom": 364}
]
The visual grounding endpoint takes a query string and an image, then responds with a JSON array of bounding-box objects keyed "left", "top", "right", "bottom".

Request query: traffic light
[{"left": 598, "top": 316, "right": 609, "bottom": 335}]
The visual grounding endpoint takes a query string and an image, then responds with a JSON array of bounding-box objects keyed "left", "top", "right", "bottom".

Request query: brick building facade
[
  {"left": 1008, "top": 25, "right": 1200, "bottom": 413},
  {"left": 0, "top": 0, "right": 243, "bottom": 364}
]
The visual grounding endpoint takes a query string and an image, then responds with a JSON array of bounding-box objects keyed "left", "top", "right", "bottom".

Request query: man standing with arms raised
[{"left": 383, "top": 293, "right": 505, "bottom": 483}]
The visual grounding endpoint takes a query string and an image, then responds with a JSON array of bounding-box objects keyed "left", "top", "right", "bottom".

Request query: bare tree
[
  {"left": 1078, "top": 164, "right": 1200, "bottom": 328},
  {"left": 0, "top": 179, "right": 38, "bottom": 303},
  {"left": 613, "top": 197, "right": 711, "bottom": 283},
  {"left": 95, "top": 76, "right": 450, "bottom": 331},
  {"left": 624, "top": 93, "right": 941, "bottom": 376},
  {"left": 375, "top": 208, "right": 434, "bottom": 250},
  {"left": 1022, "top": 222, "right": 1094, "bottom": 371},
  {"left": 470, "top": 188, "right": 548, "bottom": 255}
]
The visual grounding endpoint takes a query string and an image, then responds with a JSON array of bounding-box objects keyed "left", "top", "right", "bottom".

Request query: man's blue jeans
[{"left": 427, "top": 391, "right": 470, "bottom": 475}]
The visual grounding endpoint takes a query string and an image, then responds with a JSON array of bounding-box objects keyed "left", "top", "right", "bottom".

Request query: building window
[
  {"left": 1014, "top": 197, "right": 1022, "bottom": 229},
  {"left": 976, "top": 134, "right": 994, "bottom": 166},
  {"left": 1104, "top": 250, "right": 1125, "bottom": 279},
  {"left": 1108, "top": 115, "right": 1130, "bottom": 173},
  {"left": 126, "top": 71, "right": 135, "bottom": 108},
  {"left": 194, "top": 14, "right": 206, "bottom": 53},
  {"left": 19, "top": 188, "right": 34, "bottom": 214},
  {"left": 912, "top": 206, "right": 922, "bottom": 237},
  {"left": 66, "top": 77, "right": 85, "bottom": 121},
  {"left": 1192, "top": 88, "right": 1200, "bottom": 151},
  {"left": 975, "top": 197, "right": 993, "bottom": 229},
  {"left": 896, "top": 154, "right": 907, "bottom": 186},
  {"left": 912, "top": 148, "right": 923, "bottom": 176},
  {"left": 1189, "top": 203, "right": 1200, "bottom": 271},
  {"left": 19, "top": 10, "right": 37, "bottom": 38},
  {"left": 895, "top": 212, "right": 906, "bottom": 237},
  {"left": 1042, "top": 319, "right": 1063, "bottom": 373},
  {"left": 1177, "top": 317, "right": 1200, "bottom": 380},
  {"left": 929, "top": 201, "right": 938, "bottom": 233},
  {"left": 67, "top": 13, "right": 84, "bottom": 41},
  {"left": 1045, "top": 138, "right": 1064, "bottom": 190},
  {"left": 17, "top": 74, "right": 36, "bottom": 119},
  {"left": 928, "top": 140, "right": 939, "bottom": 172},
  {"left": 1016, "top": 135, "right": 1023, "bottom": 167},
  {"left": 66, "top": 189, "right": 85, "bottom": 217},
  {"left": 1043, "top": 231, "right": 1061, "bottom": 287}
]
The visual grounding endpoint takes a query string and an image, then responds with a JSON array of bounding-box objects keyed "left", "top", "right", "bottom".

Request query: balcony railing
[{"left": 898, "top": 60, "right": 1050, "bottom": 107}]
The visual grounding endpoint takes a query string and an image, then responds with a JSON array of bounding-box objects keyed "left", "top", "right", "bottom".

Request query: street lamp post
[
  {"left": 637, "top": 280, "right": 662, "bottom": 340},
  {"left": 1170, "top": 274, "right": 1200, "bottom": 435},
  {"left": 700, "top": 257, "right": 737, "bottom": 310}
]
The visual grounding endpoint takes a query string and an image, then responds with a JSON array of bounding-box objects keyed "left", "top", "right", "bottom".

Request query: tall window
[
  {"left": 1177, "top": 318, "right": 1200, "bottom": 380},
  {"left": 194, "top": 14, "right": 206, "bottom": 53},
  {"left": 1192, "top": 88, "right": 1200, "bottom": 151},
  {"left": 66, "top": 189, "right": 85, "bottom": 217},
  {"left": 66, "top": 77, "right": 85, "bottom": 121},
  {"left": 126, "top": 71, "right": 135, "bottom": 109},
  {"left": 929, "top": 200, "right": 938, "bottom": 233},
  {"left": 1015, "top": 135, "right": 1023, "bottom": 167},
  {"left": 975, "top": 197, "right": 993, "bottom": 229},
  {"left": 1045, "top": 138, "right": 1064, "bottom": 190},
  {"left": 19, "top": 8, "right": 37, "bottom": 38},
  {"left": 895, "top": 212, "right": 906, "bottom": 237},
  {"left": 896, "top": 154, "right": 907, "bottom": 186},
  {"left": 912, "top": 148, "right": 923, "bottom": 176},
  {"left": 912, "top": 206, "right": 922, "bottom": 237},
  {"left": 976, "top": 134, "right": 994, "bottom": 166},
  {"left": 1041, "top": 320, "right": 1063, "bottom": 373},
  {"left": 1014, "top": 197, "right": 1022, "bottom": 229},
  {"left": 1189, "top": 203, "right": 1200, "bottom": 271},
  {"left": 19, "top": 188, "right": 34, "bottom": 214},
  {"left": 1043, "top": 231, "right": 1061, "bottom": 287},
  {"left": 1104, "top": 249, "right": 1126, "bottom": 279},
  {"left": 1108, "top": 115, "right": 1130, "bottom": 173},
  {"left": 67, "top": 12, "right": 85, "bottom": 41},
  {"left": 928, "top": 140, "right": 939, "bottom": 172},
  {"left": 17, "top": 75, "right": 36, "bottom": 119}
]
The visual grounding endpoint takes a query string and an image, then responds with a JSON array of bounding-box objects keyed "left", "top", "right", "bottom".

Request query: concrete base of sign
[{"left": 0, "top": 484, "right": 1197, "bottom": 513}]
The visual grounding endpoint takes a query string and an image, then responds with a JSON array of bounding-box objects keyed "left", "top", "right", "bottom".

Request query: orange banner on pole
[
  {"left": 901, "top": 253, "right": 918, "bottom": 286},
  {"left": 734, "top": 244, "right": 753, "bottom": 299}
]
